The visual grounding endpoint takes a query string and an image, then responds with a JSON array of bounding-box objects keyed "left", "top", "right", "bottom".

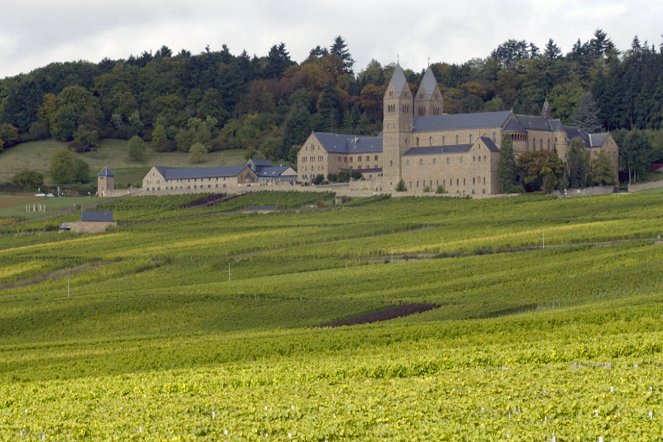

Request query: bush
[
  {"left": 313, "top": 174, "right": 325, "bottom": 185},
  {"left": 50, "top": 149, "right": 90, "bottom": 184},
  {"left": 436, "top": 185, "right": 447, "bottom": 194},
  {"left": 350, "top": 170, "right": 362, "bottom": 180},
  {"left": 128, "top": 135, "right": 146, "bottom": 162},
  {"left": 12, "top": 169, "right": 44, "bottom": 191},
  {"left": 188, "top": 142, "right": 207, "bottom": 164},
  {"left": 423, "top": 186, "right": 432, "bottom": 193},
  {"left": 396, "top": 179, "right": 407, "bottom": 192},
  {"left": 69, "top": 128, "right": 99, "bottom": 152},
  {"left": 337, "top": 171, "right": 351, "bottom": 182},
  {"left": 327, "top": 173, "right": 338, "bottom": 182}
]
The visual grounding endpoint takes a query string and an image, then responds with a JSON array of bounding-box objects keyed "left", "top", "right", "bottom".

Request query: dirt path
[{"left": 317, "top": 303, "right": 439, "bottom": 327}]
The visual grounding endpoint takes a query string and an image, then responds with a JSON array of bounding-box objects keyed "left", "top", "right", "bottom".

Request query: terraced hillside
[{"left": 1, "top": 191, "right": 663, "bottom": 440}]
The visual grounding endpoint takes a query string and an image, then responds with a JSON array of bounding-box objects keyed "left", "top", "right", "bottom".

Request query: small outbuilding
[{"left": 70, "top": 211, "right": 117, "bottom": 233}]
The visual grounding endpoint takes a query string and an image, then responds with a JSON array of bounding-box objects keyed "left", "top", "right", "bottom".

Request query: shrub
[
  {"left": 337, "top": 171, "right": 351, "bottom": 182},
  {"left": 313, "top": 174, "right": 325, "bottom": 185},
  {"left": 350, "top": 170, "right": 362, "bottom": 180},
  {"left": 396, "top": 179, "right": 407, "bottom": 192},
  {"left": 12, "top": 169, "right": 45, "bottom": 191},
  {"left": 436, "top": 185, "right": 447, "bottom": 194},
  {"left": 128, "top": 135, "right": 146, "bottom": 162},
  {"left": 423, "top": 186, "right": 432, "bottom": 193},
  {"left": 188, "top": 142, "right": 207, "bottom": 164}
]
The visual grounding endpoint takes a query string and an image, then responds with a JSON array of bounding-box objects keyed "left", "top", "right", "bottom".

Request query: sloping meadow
[{"left": 1, "top": 191, "right": 663, "bottom": 439}]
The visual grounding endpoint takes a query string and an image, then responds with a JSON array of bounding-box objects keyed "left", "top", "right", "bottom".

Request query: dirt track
[{"left": 317, "top": 303, "right": 439, "bottom": 328}]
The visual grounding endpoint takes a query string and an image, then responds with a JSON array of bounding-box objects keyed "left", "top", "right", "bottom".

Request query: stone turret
[
  {"left": 414, "top": 66, "right": 444, "bottom": 117},
  {"left": 97, "top": 166, "right": 114, "bottom": 197},
  {"left": 382, "top": 64, "right": 413, "bottom": 190}
]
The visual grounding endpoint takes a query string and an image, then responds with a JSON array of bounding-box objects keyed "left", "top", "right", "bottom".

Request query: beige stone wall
[
  {"left": 142, "top": 167, "right": 260, "bottom": 195},
  {"left": 71, "top": 221, "right": 117, "bottom": 233},
  {"left": 97, "top": 176, "right": 115, "bottom": 196},
  {"left": 401, "top": 140, "right": 499, "bottom": 196},
  {"left": 297, "top": 134, "right": 329, "bottom": 183}
]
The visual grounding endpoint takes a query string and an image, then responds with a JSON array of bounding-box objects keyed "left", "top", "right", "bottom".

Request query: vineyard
[{"left": 1, "top": 191, "right": 663, "bottom": 440}]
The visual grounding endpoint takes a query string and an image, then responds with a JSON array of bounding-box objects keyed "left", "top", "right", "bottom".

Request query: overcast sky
[{"left": 2, "top": 0, "right": 662, "bottom": 79}]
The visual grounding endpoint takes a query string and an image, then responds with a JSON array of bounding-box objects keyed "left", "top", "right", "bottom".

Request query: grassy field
[
  {"left": 0, "top": 139, "right": 247, "bottom": 187},
  {"left": 0, "top": 195, "right": 96, "bottom": 220},
  {"left": 1, "top": 192, "right": 663, "bottom": 439}
]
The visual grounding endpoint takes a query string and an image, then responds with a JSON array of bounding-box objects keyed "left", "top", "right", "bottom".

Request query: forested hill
[{"left": 0, "top": 31, "right": 662, "bottom": 165}]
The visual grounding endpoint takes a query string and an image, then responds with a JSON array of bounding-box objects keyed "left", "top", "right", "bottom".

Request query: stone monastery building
[{"left": 298, "top": 65, "right": 619, "bottom": 195}]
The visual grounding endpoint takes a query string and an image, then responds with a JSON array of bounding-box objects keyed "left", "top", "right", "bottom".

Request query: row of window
[
  {"left": 403, "top": 154, "right": 487, "bottom": 166},
  {"left": 408, "top": 179, "right": 488, "bottom": 194},
  {"left": 146, "top": 183, "right": 229, "bottom": 192},
  {"left": 301, "top": 156, "right": 324, "bottom": 162},
  {"left": 414, "top": 132, "right": 499, "bottom": 147},
  {"left": 338, "top": 155, "right": 380, "bottom": 163}
]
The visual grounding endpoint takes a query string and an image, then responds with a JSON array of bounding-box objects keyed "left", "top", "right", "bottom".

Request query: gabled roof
[
  {"left": 479, "top": 136, "right": 500, "bottom": 153},
  {"left": 565, "top": 128, "right": 610, "bottom": 148},
  {"left": 256, "top": 166, "right": 296, "bottom": 177},
  {"left": 97, "top": 166, "right": 114, "bottom": 177},
  {"left": 81, "top": 211, "right": 113, "bottom": 222},
  {"left": 417, "top": 67, "right": 439, "bottom": 97},
  {"left": 387, "top": 64, "right": 408, "bottom": 94},
  {"left": 402, "top": 136, "right": 500, "bottom": 156},
  {"left": 154, "top": 165, "right": 250, "bottom": 180},
  {"left": 514, "top": 114, "right": 555, "bottom": 131},
  {"left": 414, "top": 111, "right": 512, "bottom": 132},
  {"left": 314, "top": 132, "right": 383, "bottom": 154}
]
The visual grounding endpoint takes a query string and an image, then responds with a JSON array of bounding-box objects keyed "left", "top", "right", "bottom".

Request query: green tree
[
  {"left": 0, "top": 123, "right": 20, "bottom": 147},
  {"left": 395, "top": 179, "right": 407, "bottom": 192},
  {"left": 517, "top": 150, "right": 565, "bottom": 192},
  {"left": 498, "top": 135, "right": 520, "bottom": 193},
  {"left": 50, "top": 149, "right": 90, "bottom": 184},
  {"left": 151, "top": 118, "right": 172, "bottom": 152},
  {"left": 12, "top": 169, "right": 44, "bottom": 190},
  {"left": 330, "top": 35, "right": 355, "bottom": 75},
  {"left": 590, "top": 151, "right": 617, "bottom": 185},
  {"left": 50, "top": 86, "right": 101, "bottom": 141},
  {"left": 188, "top": 142, "right": 207, "bottom": 164},
  {"left": 128, "top": 135, "right": 146, "bottom": 162},
  {"left": 312, "top": 174, "right": 325, "bottom": 185},
  {"left": 69, "top": 128, "right": 99, "bottom": 152},
  {"left": 572, "top": 92, "right": 602, "bottom": 132},
  {"left": 567, "top": 137, "right": 590, "bottom": 188},
  {"left": 620, "top": 130, "right": 651, "bottom": 183}
]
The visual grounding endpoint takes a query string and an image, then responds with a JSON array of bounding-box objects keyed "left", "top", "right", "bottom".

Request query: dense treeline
[{"left": 1, "top": 31, "right": 662, "bottom": 167}]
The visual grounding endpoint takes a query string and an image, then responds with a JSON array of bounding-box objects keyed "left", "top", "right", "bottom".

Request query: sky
[{"left": 2, "top": 0, "right": 662, "bottom": 79}]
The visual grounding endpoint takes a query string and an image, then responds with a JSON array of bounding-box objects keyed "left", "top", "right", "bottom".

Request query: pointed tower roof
[
  {"left": 97, "top": 166, "right": 114, "bottom": 177},
  {"left": 387, "top": 64, "right": 408, "bottom": 94},
  {"left": 418, "top": 66, "right": 439, "bottom": 97}
]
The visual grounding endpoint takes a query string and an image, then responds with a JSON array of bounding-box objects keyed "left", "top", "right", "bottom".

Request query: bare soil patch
[{"left": 317, "top": 303, "right": 439, "bottom": 328}]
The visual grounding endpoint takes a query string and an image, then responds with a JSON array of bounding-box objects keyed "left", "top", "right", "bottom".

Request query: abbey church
[{"left": 297, "top": 65, "right": 619, "bottom": 195}]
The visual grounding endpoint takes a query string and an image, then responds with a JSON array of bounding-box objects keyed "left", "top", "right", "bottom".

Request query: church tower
[
  {"left": 97, "top": 166, "right": 114, "bottom": 197},
  {"left": 382, "top": 64, "right": 413, "bottom": 190},
  {"left": 414, "top": 66, "right": 444, "bottom": 116},
  {"left": 541, "top": 97, "right": 551, "bottom": 119}
]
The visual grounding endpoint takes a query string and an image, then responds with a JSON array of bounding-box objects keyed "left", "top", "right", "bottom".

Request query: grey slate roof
[
  {"left": 387, "top": 64, "right": 407, "bottom": 93},
  {"left": 549, "top": 119, "right": 565, "bottom": 131},
  {"left": 565, "top": 128, "right": 609, "bottom": 148},
  {"left": 414, "top": 111, "right": 512, "bottom": 132},
  {"left": 403, "top": 145, "right": 473, "bottom": 156},
  {"left": 480, "top": 136, "right": 500, "bottom": 152},
  {"left": 97, "top": 166, "right": 114, "bottom": 177},
  {"left": 155, "top": 165, "right": 249, "bottom": 180},
  {"left": 514, "top": 114, "right": 555, "bottom": 131},
  {"left": 418, "top": 67, "right": 438, "bottom": 97},
  {"left": 81, "top": 211, "right": 113, "bottom": 222},
  {"left": 256, "top": 166, "right": 294, "bottom": 177},
  {"left": 314, "top": 132, "right": 383, "bottom": 154},
  {"left": 403, "top": 136, "right": 499, "bottom": 156}
]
